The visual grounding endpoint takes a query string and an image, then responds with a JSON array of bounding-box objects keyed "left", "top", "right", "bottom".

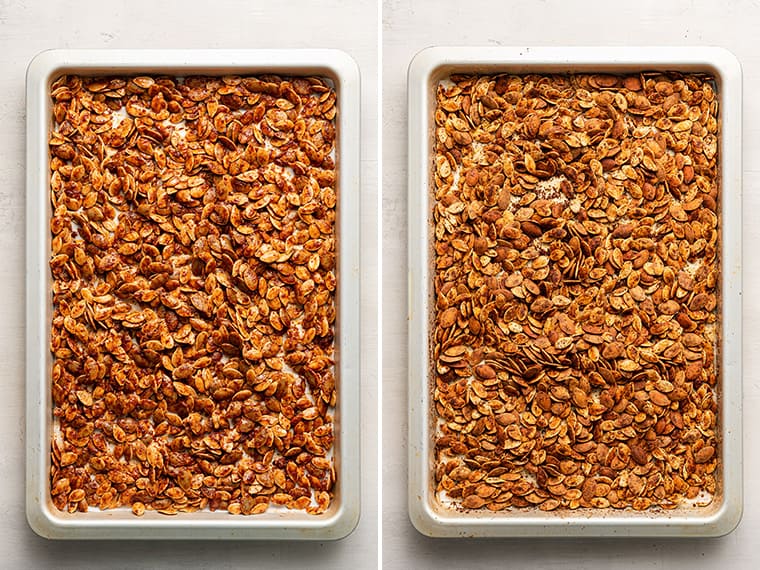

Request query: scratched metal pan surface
[
  {"left": 408, "top": 46, "right": 742, "bottom": 537},
  {"left": 26, "top": 49, "right": 360, "bottom": 540}
]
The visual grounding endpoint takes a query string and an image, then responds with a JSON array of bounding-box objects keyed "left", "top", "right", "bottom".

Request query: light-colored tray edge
[
  {"left": 26, "top": 48, "right": 361, "bottom": 540},
  {"left": 407, "top": 46, "right": 742, "bottom": 538}
]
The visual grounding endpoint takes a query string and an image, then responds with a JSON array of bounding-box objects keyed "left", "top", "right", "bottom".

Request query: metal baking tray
[
  {"left": 26, "top": 49, "right": 361, "bottom": 540},
  {"left": 408, "top": 46, "right": 742, "bottom": 537}
]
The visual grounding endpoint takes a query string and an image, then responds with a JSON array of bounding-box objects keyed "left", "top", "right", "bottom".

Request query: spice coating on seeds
[
  {"left": 432, "top": 72, "right": 719, "bottom": 512},
  {"left": 49, "top": 74, "right": 338, "bottom": 516}
]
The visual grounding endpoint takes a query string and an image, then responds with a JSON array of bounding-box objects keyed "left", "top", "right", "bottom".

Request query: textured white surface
[
  {"left": 383, "top": 0, "right": 758, "bottom": 567},
  {"left": 0, "top": 0, "right": 377, "bottom": 567}
]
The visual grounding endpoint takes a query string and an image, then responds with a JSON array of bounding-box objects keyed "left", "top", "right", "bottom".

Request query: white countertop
[
  {"left": 382, "top": 0, "right": 759, "bottom": 568},
  {"left": 0, "top": 0, "right": 378, "bottom": 567},
  {"left": 3, "top": 0, "right": 759, "bottom": 566}
]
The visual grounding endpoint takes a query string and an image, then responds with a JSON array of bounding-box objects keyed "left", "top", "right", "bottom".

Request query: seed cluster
[
  {"left": 49, "top": 74, "right": 338, "bottom": 516},
  {"left": 432, "top": 72, "right": 720, "bottom": 512}
]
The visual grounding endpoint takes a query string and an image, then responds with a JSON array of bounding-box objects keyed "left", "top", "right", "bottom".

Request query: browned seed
[
  {"left": 695, "top": 446, "right": 715, "bottom": 464},
  {"left": 619, "top": 359, "right": 640, "bottom": 372},
  {"left": 462, "top": 494, "right": 487, "bottom": 509},
  {"left": 630, "top": 445, "right": 648, "bottom": 466},
  {"left": 522, "top": 221, "right": 543, "bottom": 238},
  {"left": 650, "top": 391, "right": 670, "bottom": 407},
  {"left": 475, "top": 364, "right": 496, "bottom": 379},
  {"left": 440, "top": 307, "right": 459, "bottom": 328}
]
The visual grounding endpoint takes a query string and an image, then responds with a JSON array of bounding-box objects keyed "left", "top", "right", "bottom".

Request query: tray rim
[
  {"left": 407, "top": 45, "right": 743, "bottom": 538},
  {"left": 26, "top": 48, "right": 361, "bottom": 540}
]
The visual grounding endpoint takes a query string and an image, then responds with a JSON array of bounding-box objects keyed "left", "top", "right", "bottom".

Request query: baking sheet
[
  {"left": 407, "top": 46, "right": 742, "bottom": 537},
  {"left": 26, "top": 49, "right": 361, "bottom": 540}
]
